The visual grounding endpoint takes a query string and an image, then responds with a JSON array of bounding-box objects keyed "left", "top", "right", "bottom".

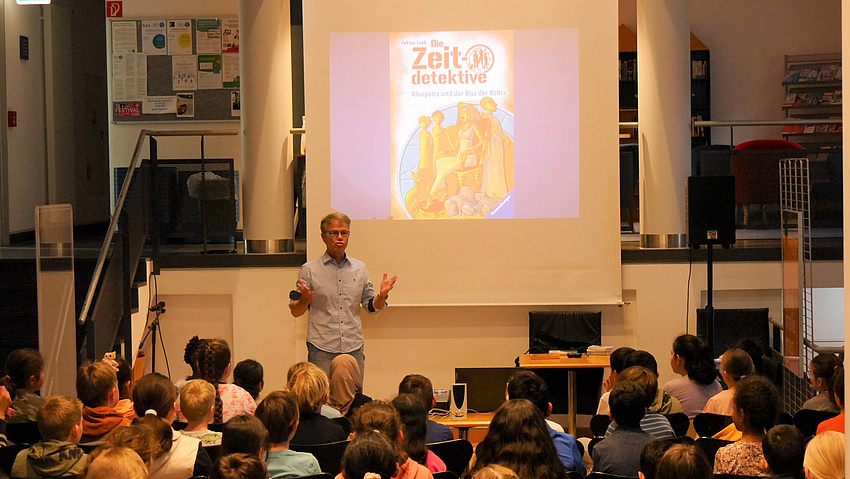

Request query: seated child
[
  {"left": 100, "top": 413, "right": 172, "bottom": 466},
  {"left": 639, "top": 437, "right": 694, "bottom": 479},
  {"left": 84, "top": 446, "right": 148, "bottom": 479},
  {"left": 256, "top": 390, "right": 320, "bottom": 478},
  {"left": 470, "top": 465, "right": 520, "bottom": 479},
  {"left": 391, "top": 393, "right": 446, "bottom": 473},
  {"left": 114, "top": 355, "right": 136, "bottom": 419},
  {"left": 713, "top": 376, "right": 779, "bottom": 476},
  {"left": 5, "top": 348, "right": 45, "bottom": 423},
  {"left": 596, "top": 347, "right": 635, "bottom": 415},
  {"left": 211, "top": 453, "right": 269, "bottom": 479},
  {"left": 816, "top": 369, "right": 844, "bottom": 434},
  {"left": 221, "top": 415, "right": 268, "bottom": 458},
  {"left": 662, "top": 334, "right": 721, "bottom": 419},
  {"left": 182, "top": 339, "right": 256, "bottom": 423},
  {"left": 329, "top": 354, "right": 371, "bottom": 418},
  {"left": 505, "top": 370, "right": 584, "bottom": 476},
  {"left": 233, "top": 359, "right": 264, "bottom": 402},
  {"left": 592, "top": 380, "right": 654, "bottom": 477},
  {"left": 352, "top": 401, "right": 433, "bottom": 479},
  {"left": 703, "top": 348, "right": 754, "bottom": 416},
  {"left": 761, "top": 425, "right": 805, "bottom": 479},
  {"left": 76, "top": 361, "right": 131, "bottom": 441},
  {"left": 287, "top": 366, "right": 346, "bottom": 445},
  {"left": 180, "top": 379, "right": 224, "bottom": 446},
  {"left": 803, "top": 430, "right": 844, "bottom": 479},
  {"left": 624, "top": 351, "right": 683, "bottom": 415},
  {"left": 339, "top": 430, "right": 398, "bottom": 479},
  {"left": 604, "top": 367, "right": 674, "bottom": 439},
  {"left": 398, "top": 374, "right": 452, "bottom": 443},
  {"left": 11, "top": 395, "right": 87, "bottom": 478},
  {"left": 802, "top": 353, "right": 842, "bottom": 413},
  {"left": 287, "top": 361, "right": 341, "bottom": 419},
  {"left": 656, "top": 443, "right": 712, "bottom": 479}
]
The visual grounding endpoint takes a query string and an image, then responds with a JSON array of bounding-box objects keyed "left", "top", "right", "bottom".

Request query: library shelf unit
[
  {"left": 618, "top": 24, "right": 711, "bottom": 148},
  {"left": 781, "top": 53, "right": 842, "bottom": 150}
]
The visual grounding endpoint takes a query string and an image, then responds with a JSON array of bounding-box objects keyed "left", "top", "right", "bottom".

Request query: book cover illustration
[{"left": 390, "top": 30, "right": 515, "bottom": 219}]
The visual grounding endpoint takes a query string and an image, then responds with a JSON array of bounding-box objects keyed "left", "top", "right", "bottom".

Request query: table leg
[
  {"left": 457, "top": 427, "right": 469, "bottom": 441},
  {"left": 568, "top": 370, "right": 577, "bottom": 437}
]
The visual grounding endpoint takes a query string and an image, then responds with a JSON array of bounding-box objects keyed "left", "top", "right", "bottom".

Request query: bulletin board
[{"left": 109, "top": 18, "right": 241, "bottom": 122}]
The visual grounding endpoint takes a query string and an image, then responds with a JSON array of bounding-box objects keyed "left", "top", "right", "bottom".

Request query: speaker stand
[{"left": 704, "top": 244, "right": 715, "bottom": 353}]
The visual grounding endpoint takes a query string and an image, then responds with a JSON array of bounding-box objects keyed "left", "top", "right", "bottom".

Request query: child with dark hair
[
  {"left": 816, "top": 369, "right": 844, "bottom": 434},
  {"left": 595, "top": 346, "right": 635, "bottom": 415},
  {"left": 221, "top": 415, "right": 268, "bottom": 458},
  {"left": 592, "top": 380, "right": 654, "bottom": 477},
  {"left": 704, "top": 348, "right": 754, "bottom": 416},
  {"left": 5, "top": 348, "right": 45, "bottom": 423},
  {"left": 233, "top": 359, "right": 264, "bottom": 401},
  {"left": 713, "top": 376, "right": 779, "bottom": 476},
  {"left": 656, "top": 443, "right": 712, "bottom": 479},
  {"left": 604, "top": 367, "right": 674, "bottom": 439},
  {"left": 351, "top": 400, "right": 433, "bottom": 479},
  {"left": 133, "top": 372, "right": 213, "bottom": 478},
  {"left": 391, "top": 393, "right": 446, "bottom": 473},
  {"left": 762, "top": 425, "right": 805, "bottom": 478},
  {"left": 398, "top": 374, "right": 453, "bottom": 443},
  {"left": 176, "top": 336, "right": 208, "bottom": 390},
  {"left": 113, "top": 355, "right": 136, "bottom": 419},
  {"left": 469, "top": 399, "right": 568, "bottom": 479},
  {"left": 256, "top": 390, "right": 320, "bottom": 478},
  {"left": 505, "top": 370, "right": 584, "bottom": 476},
  {"left": 638, "top": 437, "right": 694, "bottom": 479},
  {"left": 77, "top": 361, "right": 131, "bottom": 441},
  {"left": 339, "top": 430, "right": 398, "bottom": 479},
  {"left": 663, "top": 334, "right": 721, "bottom": 418},
  {"left": 11, "top": 395, "right": 87, "bottom": 478},
  {"left": 803, "top": 353, "right": 842, "bottom": 413},
  {"left": 624, "top": 350, "right": 683, "bottom": 415},
  {"left": 211, "top": 453, "right": 269, "bottom": 479}
]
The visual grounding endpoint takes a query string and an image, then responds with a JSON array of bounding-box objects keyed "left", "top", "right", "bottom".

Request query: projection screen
[{"left": 303, "top": 0, "right": 622, "bottom": 306}]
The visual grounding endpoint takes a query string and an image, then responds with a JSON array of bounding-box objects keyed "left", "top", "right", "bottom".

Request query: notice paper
[
  {"left": 198, "top": 54, "right": 223, "bottom": 89},
  {"left": 172, "top": 55, "right": 198, "bottom": 91},
  {"left": 222, "top": 53, "right": 240, "bottom": 88},
  {"left": 196, "top": 19, "right": 222, "bottom": 54},
  {"left": 142, "top": 20, "right": 167, "bottom": 55},
  {"left": 167, "top": 20, "right": 193, "bottom": 56},
  {"left": 144, "top": 96, "right": 177, "bottom": 114},
  {"left": 111, "top": 21, "right": 138, "bottom": 53},
  {"left": 231, "top": 91, "right": 241, "bottom": 117},
  {"left": 222, "top": 18, "right": 239, "bottom": 53},
  {"left": 176, "top": 93, "right": 195, "bottom": 118},
  {"left": 112, "top": 53, "right": 147, "bottom": 100}
]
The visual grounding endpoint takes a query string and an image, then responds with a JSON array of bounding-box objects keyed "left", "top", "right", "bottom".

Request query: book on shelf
[
  {"left": 781, "top": 124, "right": 795, "bottom": 134},
  {"left": 831, "top": 123, "right": 843, "bottom": 133},
  {"left": 792, "top": 124, "right": 806, "bottom": 134},
  {"left": 783, "top": 70, "right": 800, "bottom": 83},
  {"left": 818, "top": 64, "right": 838, "bottom": 82},
  {"left": 820, "top": 92, "right": 834, "bottom": 105},
  {"left": 815, "top": 124, "right": 829, "bottom": 133},
  {"left": 795, "top": 93, "right": 811, "bottom": 106},
  {"left": 807, "top": 69, "right": 821, "bottom": 82},
  {"left": 831, "top": 90, "right": 842, "bottom": 104},
  {"left": 798, "top": 69, "right": 810, "bottom": 82},
  {"left": 836, "top": 66, "right": 842, "bottom": 80},
  {"left": 691, "top": 60, "right": 707, "bottom": 79},
  {"left": 783, "top": 93, "right": 797, "bottom": 106},
  {"left": 802, "top": 125, "right": 816, "bottom": 134}
]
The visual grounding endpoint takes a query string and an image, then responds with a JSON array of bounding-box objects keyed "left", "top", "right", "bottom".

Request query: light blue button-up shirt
[{"left": 298, "top": 252, "right": 383, "bottom": 353}]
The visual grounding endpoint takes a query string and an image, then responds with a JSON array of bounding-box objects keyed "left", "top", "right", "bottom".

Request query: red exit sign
[{"left": 106, "top": 1, "right": 122, "bottom": 18}]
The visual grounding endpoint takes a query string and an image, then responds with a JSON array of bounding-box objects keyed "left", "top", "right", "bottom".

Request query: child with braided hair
[{"left": 177, "top": 339, "right": 255, "bottom": 423}]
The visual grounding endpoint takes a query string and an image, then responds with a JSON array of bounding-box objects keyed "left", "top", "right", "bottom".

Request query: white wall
[
  {"left": 153, "top": 260, "right": 843, "bottom": 403},
  {"left": 6, "top": 2, "right": 46, "bottom": 233},
  {"left": 618, "top": 0, "right": 842, "bottom": 146}
]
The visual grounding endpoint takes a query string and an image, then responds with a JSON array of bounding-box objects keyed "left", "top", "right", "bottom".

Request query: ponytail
[
  {"left": 198, "top": 339, "right": 231, "bottom": 423},
  {"left": 811, "top": 353, "right": 843, "bottom": 406},
  {"left": 5, "top": 349, "right": 44, "bottom": 396},
  {"left": 673, "top": 334, "right": 718, "bottom": 385}
]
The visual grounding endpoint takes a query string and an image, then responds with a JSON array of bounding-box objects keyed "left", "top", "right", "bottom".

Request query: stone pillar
[
  {"left": 239, "top": 0, "right": 294, "bottom": 253},
  {"left": 636, "top": 0, "right": 690, "bottom": 248}
]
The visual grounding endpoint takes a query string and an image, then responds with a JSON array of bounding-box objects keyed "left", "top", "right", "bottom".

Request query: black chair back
[
  {"left": 714, "top": 474, "right": 767, "bottom": 479},
  {"left": 664, "top": 412, "right": 690, "bottom": 437},
  {"left": 794, "top": 409, "right": 839, "bottom": 438},
  {"left": 208, "top": 422, "right": 225, "bottom": 432},
  {"left": 0, "top": 443, "right": 29, "bottom": 475},
  {"left": 295, "top": 474, "right": 334, "bottom": 479},
  {"left": 5, "top": 421, "right": 41, "bottom": 445},
  {"left": 587, "top": 437, "right": 604, "bottom": 458},
  {"left": 332, "top": 416, "right": 352, "bottom": 436},
  {"left": 565, "top": 472, "right": 585, "bottom": 479},
  {"left": 590, "top": 414, "right": 612, "bottom": 437},
  {"left": 428, "top": 439, "right": 473, "bottom": 477},
  {"left": 587, "top": 472, "right": 636, "bottom": 479},
  {"left": 432, "top": 471, "right": 458, "bottom": 479},
  {"left": 203, "top": 444, "right": 222, "bottom": 462},
  {"left": 172, "top": 420, "right": 188, "bottom": 431},
  {"left": 694, "top": 437, "right": 733, "bottom": 466},
  {"left": 291, "top": 440, "right": 350, "bottom": 477},
  {"left": 693, "top": 412, "right": 732, "bottom": 437}
]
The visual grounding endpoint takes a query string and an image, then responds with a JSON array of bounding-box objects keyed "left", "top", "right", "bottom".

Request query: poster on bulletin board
[{"left": 110, "top": 17, "right": 241, "bottom": 122}]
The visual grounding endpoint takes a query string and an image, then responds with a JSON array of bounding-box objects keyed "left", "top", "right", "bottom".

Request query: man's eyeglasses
[{"left": 327, "top": 230, "right": 350, "bottom": 237}]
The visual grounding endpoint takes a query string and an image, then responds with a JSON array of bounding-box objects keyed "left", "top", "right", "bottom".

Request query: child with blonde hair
[
  {"left": 803, "top": 431, "right": 845, "bottom": 479},
  {"left": 83, "top": 446, "right": 148, "bottom": 479},
  {"left": 287, "top": 366, "right": 346, "bottom": 445},
  {"left": 12, "top": 395, "right": 87, "bottom": 478},
  {"left": 703, "top": 348, "right": 754, "bottom": 416},
  {"left": 180, "top": 379, "right": 223, "bottom": 446}
]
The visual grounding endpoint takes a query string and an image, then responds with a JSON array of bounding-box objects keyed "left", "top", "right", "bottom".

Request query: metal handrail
[
  {"left": 76, "top": 129, "right": 238, "bottom": 326},
  {"left": 620, "top": 118, "right": 843, "bottom": 129}
]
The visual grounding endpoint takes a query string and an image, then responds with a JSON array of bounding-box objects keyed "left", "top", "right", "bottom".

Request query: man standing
[{"left": 290, "top": 212, "right": 398, "bottom": 377}]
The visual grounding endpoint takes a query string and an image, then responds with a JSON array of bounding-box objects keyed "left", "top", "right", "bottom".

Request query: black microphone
[{"left": 149, "top": 301, "right": 166, "bottom": 312}]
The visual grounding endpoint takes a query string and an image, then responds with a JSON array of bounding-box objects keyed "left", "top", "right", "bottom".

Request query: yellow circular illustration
[{"left": 178, "top": 33, "right": 192, "bottom": 48}]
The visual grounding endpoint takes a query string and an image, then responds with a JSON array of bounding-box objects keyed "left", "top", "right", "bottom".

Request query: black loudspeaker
[{"left": 687, "top": 176, "right": 736, "bottom": 248}]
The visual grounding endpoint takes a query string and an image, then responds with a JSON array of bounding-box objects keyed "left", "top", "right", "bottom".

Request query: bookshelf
[
  {"left": 782, "top": 53, "right": 842, "bottom": 150},
  {"left": 618, "top": 25, "right": 711, "bottom": 147}
]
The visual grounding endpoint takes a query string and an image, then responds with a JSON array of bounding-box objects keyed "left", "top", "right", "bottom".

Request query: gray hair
[{"left": 320, "top": 212, "right": 351, "bottom": 233}]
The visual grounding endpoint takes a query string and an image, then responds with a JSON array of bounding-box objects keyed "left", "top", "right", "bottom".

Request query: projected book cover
[{"left": 390, "top": 30, "right": 514, "bottom": 219}]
